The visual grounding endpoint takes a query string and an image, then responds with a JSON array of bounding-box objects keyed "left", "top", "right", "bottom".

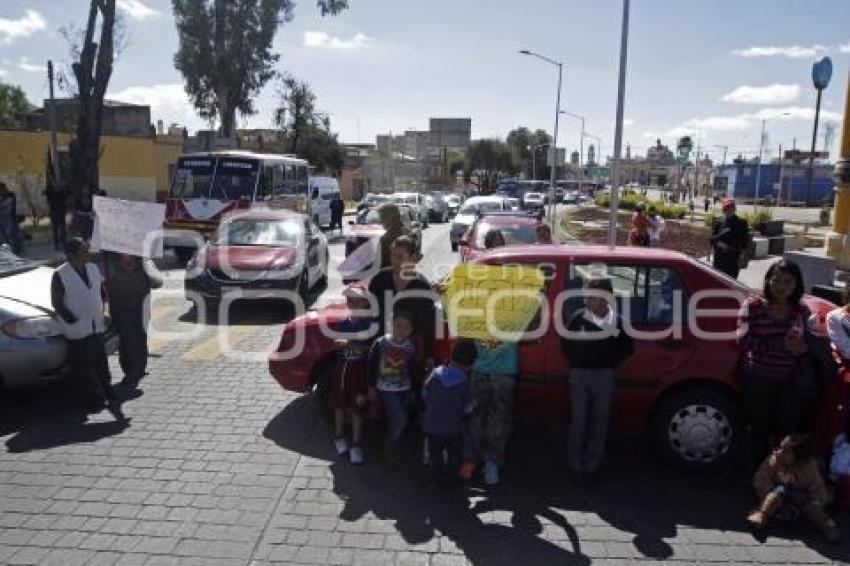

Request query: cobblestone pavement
[{"left": 1, "top": 223, "right": 849, "bottom": 565}]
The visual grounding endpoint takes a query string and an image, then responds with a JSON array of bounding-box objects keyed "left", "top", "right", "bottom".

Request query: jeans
[
  {"left": 744, "top": 371, "right": 797, "bottom": 464},
  {"left": 380, "top": 390, "right": 410, "bottom": 441},
  {"left": 568, "top": 367, "right": 615, "bottom": 474},
  {"left": 67, "top": 334, "right": 113, "bottom": 406},
  {"left": 467, "top": 372, "right": 515, "bottom": 465},
  {"left": 428, "top": 434, "right": 462, "bottom": 480},
  {"left": 112, "top": 305, "right": 149, "bottom": 381}
]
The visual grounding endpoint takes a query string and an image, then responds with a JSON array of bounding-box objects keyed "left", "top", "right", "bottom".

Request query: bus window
[
  {"left": 211, "top": 159, "right": 259, "bottom": 201},
  {"left": 170, "top": 158, "right": 214, "bottom": 199},
  {"left": 271, "top": 163, "right": 286, "bottom": 197},
  {"left": 258, "top": 165, "right": 274, "bottom": 201}
]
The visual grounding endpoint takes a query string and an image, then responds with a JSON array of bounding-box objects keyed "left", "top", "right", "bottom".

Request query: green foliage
[
  {"left": 704, "top": 211, "right": 720, "bottom": 227},
  {"left": 594, "top": 191, "right": 685, "bottom": 220},
  {"left": 505, "top": 127, "right": 551, "bottom": 179},
  {"left": 0, "top": 83, "right": 32, "bottom": 129},
  {"left": 296, "top": 124, "right": 345, "bottom": 176},
  {"left": 274, "top": 73, "right": 318, "bottom": 153},
  {"left": 172, "top": 0, "right": 346, "bottom": 137},
  {"left": 741, "top": 209, "right": 773, "bottom": 228}
]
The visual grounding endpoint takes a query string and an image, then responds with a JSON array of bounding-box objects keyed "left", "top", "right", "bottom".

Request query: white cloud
[
  {"left": 117, "top": 0, "right": 160, "bottom": 21},
  {"left": 109, "top": 84, "right": 204, "bottom": 130},
  {"left": 0, "top": 69, "right": 7, "bottom": 77},
  {"left": 303, "top": 31, "right": 371, "bottom": 50},
  {"left": 16, "top": 56, "right": 44, "bottom": 73},
  {"left": 721, "top": 84, "right": 800, "bottom": 105},
  {"left": 731, "top": 44, "right": 827, "bottom": 59},
  {"left": 623, "top": 118, "right": 635, "bottom": 127},
  {"left": 644, "top": 106, "right": 843, "bottom": 139},
  {"left": 0, "top": 9, "right": 47, "bottom": 43},
  {"left": 840, "top": 42, "right": 850, "bottom": 54}
]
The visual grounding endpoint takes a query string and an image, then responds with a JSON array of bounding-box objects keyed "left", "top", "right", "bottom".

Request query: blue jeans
[
  {"left": 380, "top": 390, "right": 410, "bottom": 441},
  {"left": 112, "top": 306, "right": 148, "bottom": 381}
]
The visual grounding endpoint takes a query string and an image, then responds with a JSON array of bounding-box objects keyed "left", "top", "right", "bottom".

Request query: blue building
[{"left": 718, "top": 162, "right": 835, "bottom": 205}]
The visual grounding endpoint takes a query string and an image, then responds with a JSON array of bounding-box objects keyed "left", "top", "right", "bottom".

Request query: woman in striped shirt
[{"left": 738, "top": 259, "right": 809, "bottom": 465}]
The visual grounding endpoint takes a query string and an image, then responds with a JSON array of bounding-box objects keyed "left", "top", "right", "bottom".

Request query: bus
[{"left": 164, "top": 151, "right": 310, "bottom": 261}]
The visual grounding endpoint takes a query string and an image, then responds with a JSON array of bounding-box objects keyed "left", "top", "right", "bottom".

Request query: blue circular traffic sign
[{"left": 812, "top": 56, "right": 833, "bottom": 90}]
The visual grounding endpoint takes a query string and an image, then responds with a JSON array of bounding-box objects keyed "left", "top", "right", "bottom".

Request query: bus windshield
[{"left": 169, "top": 157, "right": 259, "bottom": 201}]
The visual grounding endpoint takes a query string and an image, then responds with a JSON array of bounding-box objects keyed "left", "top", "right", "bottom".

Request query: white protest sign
[
  {"left": 92, "top": 196, "right": 166, "bottom": 257},
  {"left": 338, "top": 238, "right": 378, "bottom": 279}
]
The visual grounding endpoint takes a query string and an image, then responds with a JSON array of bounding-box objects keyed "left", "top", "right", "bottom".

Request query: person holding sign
[
  {"left": 560, "top": 277, "right": 633, "bottom": 485},
  {"left": 102, "top": 252, "right": 162, "bottom": 390}
]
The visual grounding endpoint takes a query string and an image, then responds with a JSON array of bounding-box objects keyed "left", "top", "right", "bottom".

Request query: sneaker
[
  {"left": 349, "top": 445, "right": 364, "bottom": 465},
  {"left": 334, "top": 437, "right": 348, "bottom": 455},
  {"left": 483, "top": 460, "right": 499, "bottom": 486}
]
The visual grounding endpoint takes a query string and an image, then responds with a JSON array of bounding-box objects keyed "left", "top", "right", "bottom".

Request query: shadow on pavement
[
  {"left": 178, "top": 283, "right": 327, "bottom": 327},
  {"left": 264, "top": 394, "right": 850, "bottom": 564},
  {"left": 1, "top": 381, "right": 134, "bottom": 453}
]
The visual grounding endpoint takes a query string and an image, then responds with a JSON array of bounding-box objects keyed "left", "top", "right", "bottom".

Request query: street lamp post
[
  {"left": 609, "top": 0, "right": 630, "bottom": 246},
  {"left": 520, "top": 49, "right": 563, "bottom": 226},
  {"left": 754, "top": 112, "right": 791, "bottom": 212},
  {"left": 807, "top": 56, "right": 834, "bottom": 205}
]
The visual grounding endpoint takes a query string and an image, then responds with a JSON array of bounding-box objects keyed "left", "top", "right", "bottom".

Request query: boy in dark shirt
[
  {"left": 560, "top": 277, "right": 634, "bottom": 484},
  {"left": 422, "top": 340, "right": 477, "bottom": 485}
]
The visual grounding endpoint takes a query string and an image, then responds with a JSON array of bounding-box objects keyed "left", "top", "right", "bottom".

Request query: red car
[
  {"left": 458, "top": 212, "right": 541, "bottom": 263},
  {"left": 268, "top": 245, "right": 847, "bottom": 469}
]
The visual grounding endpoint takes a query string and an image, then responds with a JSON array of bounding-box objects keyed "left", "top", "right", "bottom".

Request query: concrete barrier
[
  {"left": 783, "top": 250, "right": 836, "bottom": 291},
  {"left": 751, "top": 237, "right": 769, "bottom": 258}
]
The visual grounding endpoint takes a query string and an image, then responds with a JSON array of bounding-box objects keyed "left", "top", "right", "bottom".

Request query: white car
[
  {"left": 391, "top": 192, "right": 429, "bottom": 228},
  {"left": 450, "top": 196, "right": 508, "bottom": 251},
  {"left": 522, "top": 192, "right": 545, "bottom": 211},
  {"left": 563, "top": 190, "right": 580, "bottom": 205}
]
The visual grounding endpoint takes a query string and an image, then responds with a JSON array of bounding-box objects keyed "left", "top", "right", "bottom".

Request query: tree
[
  {"left": 172, "top": 0, "right": 348, "bottom": 139},
  {"left": 70, "top": 0, "right": 117, "bottom": 206},
  {"left": 467, "top": 139, "right": 518, "bottom": 193},
  {"left": 0, "top": 84, "right": 32, "bottom": 129},
  {"left": 506, "top": 127, "right": 551, "bottom": 179},
  {"left": 274, "top": 73, "right": 318, "bottom": 154},
  {"left": 297, "top": 124, "right": 345, "bottom": 176}
]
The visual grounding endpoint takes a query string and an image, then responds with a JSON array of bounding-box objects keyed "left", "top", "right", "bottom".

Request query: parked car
[
  {"left": 449, "top": 195, "right": 508, "bottom": 251},
  {"left": 343, "top": 205, "right": 422, "bottom": 282},
  {"left": 185, "top": 211, "right": 328, "bottom": 306},
  {"left": 425, "top": 192, "right": 450, "bottom": 223},
  {"left": 458, "top": 212, "right": 541, "bottom": 263},
  {"left": 505, "top": 197, "right": 521, "bottom": 211},
  {"left": 0, "top": 246, "right": 119, "bottom": 389},
  {"left": 522, "top": 192, "right": 545, "bottom": 211},
  {"left": 391, "top": 192, "right": 429, "bottom": 228},
  {"left": 268, "top": 245, "right": 845, "bottom": 470}
]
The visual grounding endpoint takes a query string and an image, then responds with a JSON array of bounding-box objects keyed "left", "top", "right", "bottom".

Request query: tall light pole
[
  {"left": 754, "top": 112, "right": 790, "bottom": 212},
  {"left": 807, "top": 56, "right": 833, "bottom": 205},
  {"left": 609, "top": 0, "right": 630, "bottom": 245},
  {"left": 562, "top": 110, "right": 585, "bottom": 193},
  {"left": 520, "top": 49, "right": 563, "bottom": 226}
]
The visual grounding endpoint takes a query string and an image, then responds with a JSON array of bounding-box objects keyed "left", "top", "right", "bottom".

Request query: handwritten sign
[
  {"left": 92, "top": 196, "right": 166, "bottom": 257},
  {"left": 442, "top": 264, "right": 546, "bottom": 340},
  {"left": 338, "top": 238, "right": 378, "bottom": 279}
]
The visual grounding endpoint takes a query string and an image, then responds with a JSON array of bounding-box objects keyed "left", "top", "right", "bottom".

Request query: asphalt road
[{"left": 1, "top": 217, "right": 848, "bottom": 565}]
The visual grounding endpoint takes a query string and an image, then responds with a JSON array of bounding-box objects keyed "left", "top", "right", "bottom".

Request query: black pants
[
  {"left": 330, "top": 214, "right": 343, "bottom": 231},
  {"left": 50, "top": 208, "right": 66, "bottom": 249},
  {"left": 428, "top": 433, "right": 462, "bottom": 481},
  {"left": 744, "top": 371, "right": 797, "bottom": 464},
  {"left": 713, "top": 251, "right": 740, "bottom": 279},
  {"left": 67, "top": 334, "right": 113, "bottom": 407},
  {"left": 112, "top": 306, "right": 148, "bottom": 382}
]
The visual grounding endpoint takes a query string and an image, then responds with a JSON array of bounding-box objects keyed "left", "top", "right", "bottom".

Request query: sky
[{"left": 1, "top": 0, "right": 850, "bottom": 165}]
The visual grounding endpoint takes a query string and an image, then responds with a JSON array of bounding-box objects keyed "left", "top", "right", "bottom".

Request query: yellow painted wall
[{"left": 0, "top": 130, "right": 183, "bottom": 203}]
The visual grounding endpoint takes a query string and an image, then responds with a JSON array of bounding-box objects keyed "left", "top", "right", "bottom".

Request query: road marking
[{"left": 180, "top": 326, "right": 256, "bottom": 361}]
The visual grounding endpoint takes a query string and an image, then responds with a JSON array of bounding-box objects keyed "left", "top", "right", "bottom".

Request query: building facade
[{"left": 718, "top": 161, "right": 835, "bottom": 204}]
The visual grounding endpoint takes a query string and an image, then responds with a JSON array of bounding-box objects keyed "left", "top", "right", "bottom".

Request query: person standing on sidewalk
[
  {"left": 0, "top": 183, "right": 17, "bottom": 250},
  {"left": 330, "top": 194, "right": 345, "bottom": 235},
  {"left": 561, "top": 277, "right": 634, "bottom": 484},
  {"left": 45, "top": 180, "right": 68, "bottom": 251},
  {"left": 710, "top": 198, "right": 749, "bottom": 279},
  {"left": 102, "top": 251, "right": 162, "bottom": 390},
  {"left": 51, "top": 237, "right": 125, "bottom": 420}
]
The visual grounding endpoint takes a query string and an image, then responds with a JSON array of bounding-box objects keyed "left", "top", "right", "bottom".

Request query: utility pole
[
  {"left": 47, "top": 60, "right": 60, "bottom": 184},
  {"left": 754, "top": 119, "right": 766, "bottom": 212},
  {"left": 777, "top": 143, "right": 785, "bottom": 205}
]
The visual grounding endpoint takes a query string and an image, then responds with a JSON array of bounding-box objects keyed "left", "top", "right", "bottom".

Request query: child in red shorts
[{"left": 330, "top": 286, "right": 377, "bottom": 465}]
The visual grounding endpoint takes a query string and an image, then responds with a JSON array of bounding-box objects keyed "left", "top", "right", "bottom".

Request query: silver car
[{"left": 0, "top": 248, "right": 118, "bottom": 389}]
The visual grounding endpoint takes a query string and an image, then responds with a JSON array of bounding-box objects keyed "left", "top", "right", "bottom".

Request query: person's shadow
[{"left": 2, "top": 382, "right": 133, "bottom": 454}]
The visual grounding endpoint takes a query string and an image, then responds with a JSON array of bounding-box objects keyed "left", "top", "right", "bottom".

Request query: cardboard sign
[
  {"left": 442, "top": 264, "right": 546, "bottom": 340},
  {"left": 92, "top": 196, "right": 166, "bottom": 257},
  {"left": 338, "top": 238, "right": 378, "bottom": 279}
]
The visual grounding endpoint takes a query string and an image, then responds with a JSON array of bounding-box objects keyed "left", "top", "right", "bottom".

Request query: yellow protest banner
[{"left": 442, "top": 264, "right": 546, "bottom": 340}]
